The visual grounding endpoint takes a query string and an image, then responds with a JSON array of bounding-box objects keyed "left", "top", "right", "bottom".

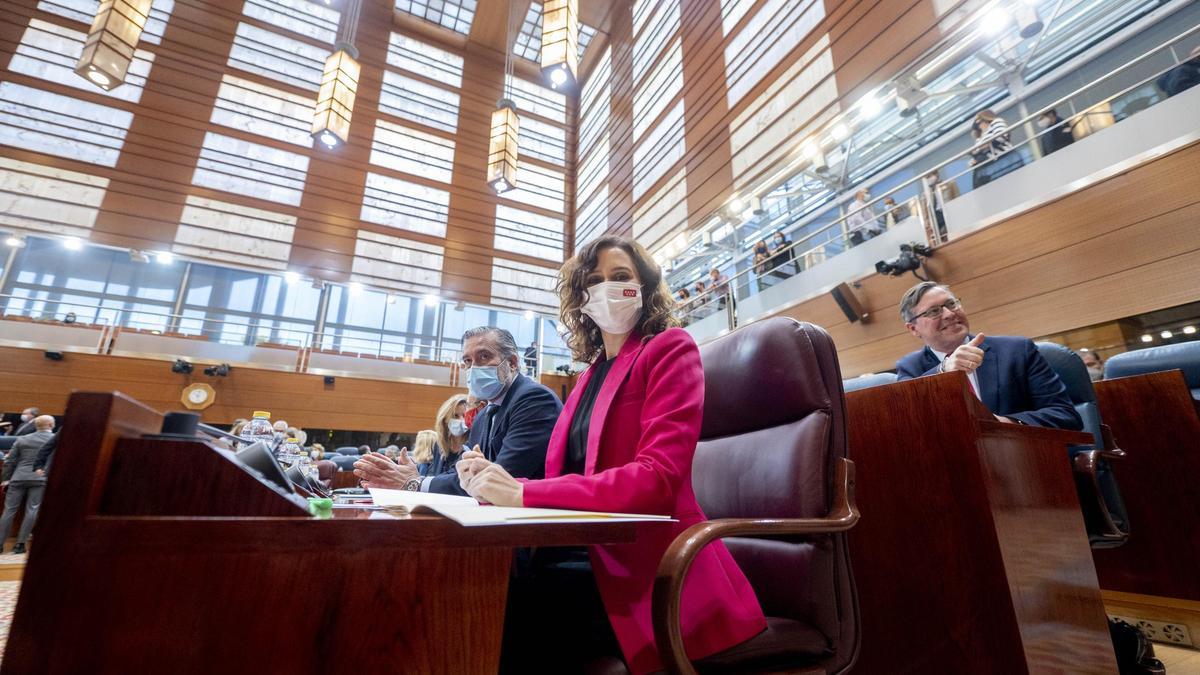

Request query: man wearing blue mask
[{"left": 354, "top": 326, "right": 561, "bottom": 496}]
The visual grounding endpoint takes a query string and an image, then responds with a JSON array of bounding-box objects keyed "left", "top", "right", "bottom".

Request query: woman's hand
[{"left": 456, "top": 450, "right": 523, "bottom": 506}]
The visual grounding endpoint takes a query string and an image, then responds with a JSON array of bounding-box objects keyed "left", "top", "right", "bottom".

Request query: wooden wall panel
[
  {"left": 765, "top": 140, "right": 1200, "bottom": 376},
  {"left": 0, "top": 346, "right": 462, "bottom": 434}
]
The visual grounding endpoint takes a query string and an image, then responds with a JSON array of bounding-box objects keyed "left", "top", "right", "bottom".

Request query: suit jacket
[
  {"left": 895, "top": 334, "right": 1082, "bottom": 430},
  {"left": 425, "top": 373, "right": 561, "bottom": 496},
  {"left": 9, "top": 420, "right": 36, "bottom": 437},
  {"left": 3, "top": 429, "right": 53, "bottom": 484},
  {"left": 522, "top": 328, "right": 767, "bottom": 674}
]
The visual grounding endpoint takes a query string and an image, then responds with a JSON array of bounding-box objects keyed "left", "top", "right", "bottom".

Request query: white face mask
[
  {"left": 448, "top": 418, "right": 468, "bottom": 436},
  {"left": 309, "top": 450, "right": 320, "bottom": 460},
  {"left": 1036, "top": 118, "right": 1050, "bottom": 129},
  {"left": 580, "top": 281, "right": 643, "bottom": 335},
  {"left": 20, "top": 414, "right": 31, "bottom": 423}
]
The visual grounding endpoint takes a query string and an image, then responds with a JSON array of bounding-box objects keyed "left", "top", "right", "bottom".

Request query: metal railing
[{"left": 674, "top": 24, "right": 1200, "bottom": 329}]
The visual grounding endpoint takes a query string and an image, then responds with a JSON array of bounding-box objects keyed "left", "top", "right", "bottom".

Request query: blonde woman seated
[
  {"left": 410, "top": 431, "right": 437, "bottom": 477},
  {"left": 414, "top": 394, "right": 470, "bottom": 479},
  {"left": 455, "top": 235, "right": 765, "bottom": 674}
]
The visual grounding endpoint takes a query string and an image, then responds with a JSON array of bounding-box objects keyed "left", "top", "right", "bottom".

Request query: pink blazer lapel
[
  {"left": 544, "top": 365, "right": 593, "bottom": 479},
  {"left": 584, "top": 332, "right": 646, "bottom": 475}
]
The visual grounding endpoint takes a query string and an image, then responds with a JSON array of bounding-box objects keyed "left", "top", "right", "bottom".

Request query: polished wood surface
[
  {"left": 1091, "top": 370, "right": 1200, "bottom": 601},
  {"left": 2, "top": 391, "right": 638, "bottom": 674},
  {"left": 0, "top": 345, "right": 462, "bottom": 433},
  {"left": 767, "top": 139, "right": 1200, "bottom": 376},
  {"left": 539, "top": 372, "right": 579, "bottom": 400},
  {"left": 845, "top": 372, "right": 1117, "bottom": 674}
]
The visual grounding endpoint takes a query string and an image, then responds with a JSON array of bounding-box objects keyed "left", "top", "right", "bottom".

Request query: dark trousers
[
  {"left": 0, "top": 482, "right": 44, "bottom": 546},
  {"left": 501, "top": 548, "right": 622, "bottom": 673}
]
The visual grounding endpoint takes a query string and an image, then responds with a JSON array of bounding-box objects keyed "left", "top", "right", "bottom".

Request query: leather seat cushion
[{"left": 695, "top": 615, "right": 833, "bottom": 674}]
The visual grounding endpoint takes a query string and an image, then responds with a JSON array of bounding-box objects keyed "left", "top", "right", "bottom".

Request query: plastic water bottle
[
  {"left": 239, "top": 411, "right": 275, "bottom": 449},
  {"left": 277, "top": 437, "right": 305, "bottom": 467}
]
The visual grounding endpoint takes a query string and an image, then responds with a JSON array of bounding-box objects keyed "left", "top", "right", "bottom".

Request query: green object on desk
[{"left": 308, "top": 497, "right": 333, "bottom": 518}]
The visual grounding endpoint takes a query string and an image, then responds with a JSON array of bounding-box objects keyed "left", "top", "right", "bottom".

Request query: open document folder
[{"left": 368, "top": 488, "right": 677, "bottom": 527}]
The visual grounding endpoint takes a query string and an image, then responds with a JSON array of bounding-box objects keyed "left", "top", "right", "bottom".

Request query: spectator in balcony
[
  {"left": 709, "top": 268, "right": 730, "bottom": 310},
  {"left": 969, "top": 110, "right": 1024, "bottom": 187},
  {"left": 846, "top": 189, "right": 881, "bottom": 246},
  {"left": 524, "top": 341, "right": 538, "bottom": 377},
  {"left": 882, "top": 196, "right": 911, "bottom": 229},
  {"left": 770, "top": 230, "right": 795, "bottom": 279},
  {"left": 923, "top": 170, "right": 957, "bottom": 240},
  {"left": 753, "top": 240, "right": 772, "bottom": 291},
  {"left": 1080, "top": 350, "right": 1105, "bottom": 382},
  {"left": 0, "top": 414, "right": 55, "bottom": 554},
  {"left": 1157, "top": 45, "right": 1200, "bottom": 98},
  {"left": 1037, "top": 109, "right": 1076, "bottom": 157}
]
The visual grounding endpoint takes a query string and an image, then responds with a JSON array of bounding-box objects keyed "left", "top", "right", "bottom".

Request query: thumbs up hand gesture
[{"left": 943, "top": 333, "right": 986, "bottom": 373}]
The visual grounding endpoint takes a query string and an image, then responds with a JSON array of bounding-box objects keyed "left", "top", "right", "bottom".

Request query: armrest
[
  {"left": 1071, "top": 449, "right": 1129, "bottom": 546},
  {"left": 1098, "top": 423, "right": 1124, "bottom": 458},
  {"left": 651, "top": 458, "right": 859, "bottom": 675}
]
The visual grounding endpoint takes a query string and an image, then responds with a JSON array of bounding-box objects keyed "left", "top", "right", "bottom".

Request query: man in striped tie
[{"left": 894, "top": 281, "right": 1081, "bottom": 430}]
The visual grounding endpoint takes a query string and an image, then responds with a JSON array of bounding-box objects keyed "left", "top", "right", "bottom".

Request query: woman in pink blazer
[{"left": 457, "top": 235, "right": 766, "bottom": 674}]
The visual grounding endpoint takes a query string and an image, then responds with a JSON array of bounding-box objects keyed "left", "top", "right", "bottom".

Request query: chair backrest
[
  {"left": 315, "top": 459, "right": 337, "bottom": 483},
  {"left": 334, "top": 446, "right": 360, "bottom": 456},
  {"left": 695, "top": 317, "right": 857, "bottom": 673},
  {"left": 1035, "top": 342, "right": 1103, "bottom": 448},
  {"left": 842, "top": 372, "right": 898, "bottom": 393},
  {"left": 1105, "top": 342, "right": 1200, "bottom": 401},
  {"left": 330, "top": 455, "right": 358, "bottom": 471}
]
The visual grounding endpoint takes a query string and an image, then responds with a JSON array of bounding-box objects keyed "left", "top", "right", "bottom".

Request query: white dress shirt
[{"left": 930, "top": 337, "right": 980, "bottom": 400}]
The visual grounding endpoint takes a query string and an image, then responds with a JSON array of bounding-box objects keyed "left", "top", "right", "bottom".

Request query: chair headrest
[
  {"left": 699, "top": 317, "right": 844, "bottom": 440},
  {"left": 842, "top": 372, "right": 898, "bottom": 393},
  {"left": 1035, "top": 342, "right": 1095, "bottom": 404},
  {"left": 1105, "top": 342, "right": 1200, "bottom": 388}
]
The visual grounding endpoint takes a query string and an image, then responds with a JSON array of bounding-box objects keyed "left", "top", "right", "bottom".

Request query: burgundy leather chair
[
  {"left": 652, "top": 317, "right": 861, "bottom": 674},
  {"left": 315, "top": 459, "right": 337, "bottom": 489}
]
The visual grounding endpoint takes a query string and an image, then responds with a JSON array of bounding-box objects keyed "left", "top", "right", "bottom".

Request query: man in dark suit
[
  {"left": 7, "top": 408, "right": 40, "bottom": 437},
  {"left": 355, "top": 326, "right": 561, "bottom": 496},
  {"left": 895, "top": 282, "right": 1081, "bottom": 430},
  {"left": 0, "top": 415, "right": 54, "bottom": 553}
]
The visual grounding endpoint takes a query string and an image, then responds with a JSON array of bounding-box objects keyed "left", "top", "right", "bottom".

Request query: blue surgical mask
[
  {"left": 449, "top": 418, "right": 468, "bottom": 436},
  {"left": 467, "top": 364, "right": 507, "bottom": 401}
]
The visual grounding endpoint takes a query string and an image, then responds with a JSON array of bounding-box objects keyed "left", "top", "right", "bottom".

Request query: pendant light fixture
[
  {"left": 488, "top": 0, "right": 521, "bottom": 194},
  {"left": 540, "top": 0, "right": 579, "bottom": 91},
  {"left": 312, "top": 0, "right": 363, "bottom": 149},
  {"left": 74, "top": 0, "right": 153, "bottom": 91}
]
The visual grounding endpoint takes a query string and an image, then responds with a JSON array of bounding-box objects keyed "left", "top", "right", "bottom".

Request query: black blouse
[{"left": 564, "top": 356, "right": 616, "bottom": 476}]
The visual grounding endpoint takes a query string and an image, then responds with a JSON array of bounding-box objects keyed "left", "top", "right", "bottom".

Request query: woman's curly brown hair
[{"left": 558, "top": 235, "right": 679, "bottom": 363}]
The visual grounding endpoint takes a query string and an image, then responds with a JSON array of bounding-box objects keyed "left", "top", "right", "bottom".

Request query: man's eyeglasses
[{"left": 911, "top": 298, "right": 962, "bottom": 322}]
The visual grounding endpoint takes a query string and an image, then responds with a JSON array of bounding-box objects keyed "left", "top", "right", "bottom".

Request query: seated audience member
[
  {"left": 286, "top": 427, "right": 307, "bottom": 447},
  {"left": 1157, "top": 45, "right": 1200, "bottom": 97},
  {"left": 230, "top": 418, "right": 248, "bottom": 439},
  {"left": 354, "top": 327, "right": 561, "bottom": 496},
  {"left": 357, "top": 445, "right": 371, "bottom": 456},
  {"left": 8, "top": 408, "right": 39, "bottom": 437},
  {"left": 0, "top": 415, "right": 55, "bottom": 553},
  {"left": 309, "top": 443, "right": 326, "bottom": 461},
  {"left": 421, "top": 394, "right": 470, "bottom": 481},
  {"left": 895, "top": 282, "right": 1081, "bottom": 429},
  {"left": 463, "top": 395, "right": 486, "bottom": 429},
  {"left": 1037, "top": 108, "right": 1075, "bottom": 156},
  {"left": 454, "top": 235, "right": 766, "bottom": 673},
  {"left": 410, "top": 431, "right": 438, "bottom": 477},
  {"left": 1080, "top": 350, "right": 1104, "bottom": 382}
]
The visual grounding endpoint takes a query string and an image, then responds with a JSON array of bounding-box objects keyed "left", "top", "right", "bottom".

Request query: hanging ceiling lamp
[
  {"left": 312, "top": 0, "right": 362, "bottom": 149},
  {"left": 74, "top": 0, "right": 153, "bottom": 91},
  {"left": 488, "top": 1, "right": 521, "bottom": 194},
  {"left": 540, "top": 0, "right": 579, "bottom": 91}
]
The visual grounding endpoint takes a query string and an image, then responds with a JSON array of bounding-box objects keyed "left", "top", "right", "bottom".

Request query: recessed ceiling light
[
  {"left": 1140, "top": 335, "right": 1153, "bottom": 343},
  {"left": 1183, "top": 326, "right": 1197, "bottom": 335},
  {"left": 1161, "top": 330, "right": 1173, "bottom": 339}
]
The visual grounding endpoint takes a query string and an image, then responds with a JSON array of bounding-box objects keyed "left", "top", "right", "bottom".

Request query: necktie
[{"left": 481, "top": 404, "right": 499, "bottom": 460}]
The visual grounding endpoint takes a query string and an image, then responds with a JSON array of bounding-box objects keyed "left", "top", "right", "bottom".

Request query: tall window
[
  {"left": 180, "top": 264, "right": 321, "bottom": 346},
  {"left": 322, "top": 285, "right": 439, "bottom": 358}
]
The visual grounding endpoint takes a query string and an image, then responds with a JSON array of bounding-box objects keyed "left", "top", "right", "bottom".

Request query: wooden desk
[
  {"left": 1090, "top": 370, "right": 1200, "bottom": 601},
  {"left": 2, "top": 392, "right": 638, "bottom": 675},
  {"left": 845, "top": 372, "right": 1118, "bottom": 674}
]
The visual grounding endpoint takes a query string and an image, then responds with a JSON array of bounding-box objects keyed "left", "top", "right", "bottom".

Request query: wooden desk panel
[
  {"left": 1092, "top": 370, "right": 1200, "bottom": 601},
  {"left": 845, "top": 373, "right": 1117, "bottom": 674}
]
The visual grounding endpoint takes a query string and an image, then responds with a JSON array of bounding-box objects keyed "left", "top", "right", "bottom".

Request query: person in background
[
  {"left": 357, "top": 445, "right": 371, "bottom": 456},
  {"left": 769, "top": 230, "right": 795, "bottom": 279},
  {"left": 709, "top": 267, "right": 730, "bottom": 309},
  {"left": 382, "top": 445, "right": 400, "bottom": 462},
  {"left": 354, "top": 327, "right": 561, "bottom": 496},
  {"left": 1037, "top": 108, "right": 1075, "bottom": 157},
  {"left": 752, "top": 240, "right": 772, "bottom": 291},
  {"left": 846, "top": 188, "right": 880, "bottom": 246},
  {"left": 309, "top": 443, "right": 326, "bottom": 461},
  {"left": 0, "top": 415, "right": 55, "bottom": 554},
  {"left": 969, "top": 109, "right": 1023, "bottom": 187},
  {"left": 1080, "top": 350, "right": 1104, "bottom": 382},
  {"left": 693, "top": 280, "right": 709, "bottom": 317},
  {"left": 286, "top": 427, "right": 307, "bottom": 447},
  {"left": 454, "top": 235, "right": 766, "bottom": 673},
  {"left": 895, "top": 281, "right": 1081, "bottom": 429},
  {"left": 524, "top": 341, "right": 539, "bottom": 377},
  {"left": 463, "top": 395, "right": 486, "bottom": 429},
  {"left": 7, "top": 408, "right": 39, "bottom": 437},
  {"left": 923, "top": 170, "right": 958, "bottom": 240},
  {"left": 230, "top": 418, "right": 248, "bottom": 439},
  {"left": 882, "top": 196, "right": 911, "bottom": 228},
  {"left": 410, "top": 430, "right": 438, "bottom": 477},
  {"left": 423, "top": 394, "right": 470, "bottom": 480},
  {"left": 1157, "top": 45, "right": 1200, "bottom": 98}
]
